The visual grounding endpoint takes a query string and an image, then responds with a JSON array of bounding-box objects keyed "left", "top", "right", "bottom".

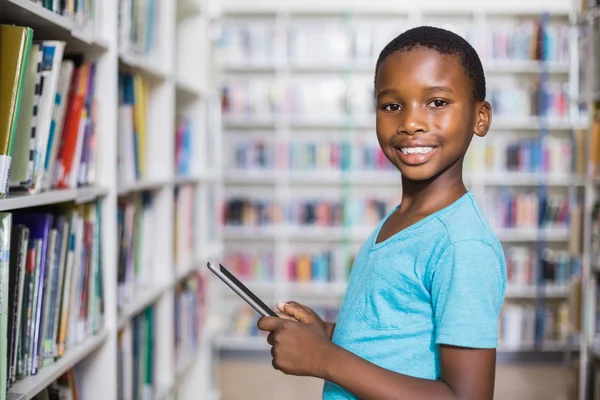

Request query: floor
[{"left": 219, "top": 358, "right": 577, "bottom": 400}]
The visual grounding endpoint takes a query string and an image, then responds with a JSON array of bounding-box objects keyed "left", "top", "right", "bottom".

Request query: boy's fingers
[
  {"left": 282, "top": 303, "right": 317, "bottom": 324},
  {"left": 257, "top": 316, "right": 285, "bottom": 332},
  {"left": 276, "top": 312, "right": 294, "bottom": 320}
]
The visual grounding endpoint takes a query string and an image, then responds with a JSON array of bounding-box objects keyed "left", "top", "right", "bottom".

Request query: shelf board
[
  {"left": 498, "top": 341, "right": 578, "bottom": 353},
  {"left": 0, "top": 0, "right": 109, "bottom": 52},
  {"left": 0, "top": 187, "right": 108, "bottom": 211},
  {"left": 224, "top": 60, "right": 570, "bottom": 75},
  {"left": 117, "top": 179, "right": 169, "bottom": 196},
  {"left": 119, "top": 51, "right": 169, "bottom": 80},
  {"left": 117, "top": 283, "right": 170, "bottom": 329},
  {"left": 175, "top": 77, "right": 203, "bottom": 99},
  {"left": 505, "top": 285, "right": 570, "bottom": 299},
  {"left": 7, "top": 330, "right": 109, "bottom": 400},
  {"left": 214, "top": 336, "right": 270, "bottom": 352},
  {"left": 224, "top": 170, "right": 581, "bottom": 187},
  {"left": 495, "top": 227, "right": 570, "bottom": 242},
  {"left": 174, "top": 175, "right": 203, "bottom": 186}
]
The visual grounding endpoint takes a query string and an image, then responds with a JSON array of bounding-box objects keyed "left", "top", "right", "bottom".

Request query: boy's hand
[
  {"left": 258, "top": 307, "right": 334, "bottom": 377},
  {"left": 276, "top": 301, "right": 336, "bottom": 340}
]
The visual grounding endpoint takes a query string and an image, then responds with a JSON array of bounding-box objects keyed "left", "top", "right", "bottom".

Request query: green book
[
  {"left": 0, "top": 212, "right": 13, "bottom": 400},
  {"left": 0, "top": 25, "right": 33, "bottom": 196}
]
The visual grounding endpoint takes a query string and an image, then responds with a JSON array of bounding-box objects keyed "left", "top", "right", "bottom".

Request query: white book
[
  {"left": 44, "top": 60, "right": 74, "bottom": 191},
  {"left": 31, "top": 41, "right": 66, "bottom": 194}
]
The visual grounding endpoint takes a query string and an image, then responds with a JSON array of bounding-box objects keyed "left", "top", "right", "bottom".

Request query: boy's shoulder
[{"left": 434, "top": 192, "right": 502, "bottom": 252}]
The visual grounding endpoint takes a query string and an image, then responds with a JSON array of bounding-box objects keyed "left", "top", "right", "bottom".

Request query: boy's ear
[{"left": 474, "top": 100, "right": 492, "bottom": 138}]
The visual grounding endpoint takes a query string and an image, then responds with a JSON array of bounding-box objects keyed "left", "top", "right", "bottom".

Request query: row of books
[
  {"left": 483, "top": 191, "right": 571, "bottom": 230},
  {"left": 175, "top": 116, "right": 193, "bottom": 177},
  {"left": 117, "top": 306, "right": 155, "bottom": 400},
  {"left": 228, "top": 138, "right": 394, "bottom": 172},
  {"left": 174, "top": 273, "right": 205, "bottom": 368},
  {"left": 506, "top": 247, "right": 579, "bottom": 288},
  {"left": 30, "top": 0, "right": 96, "bottom": 29},
  {"left": 174, "top": 186, "right": 196, "bottom": 275},
  {"left": 221, "top": 77, "right": 570, "bottom": 120},
  {"left": 117, "top": 193, "right": 157, "bottom": 309},
  {"left": 466, "top": 137, "right": 574, "bottom": 175},
  {"left": 0, "top": 202, "right": 104, "bottom": 394},
  {"left": 217, "top": 18, "right": 570, "bottom": 67},
  {"left": 118, "top": 73, "right": 149, "bottom": 186},
  {"left": 118, "top": 0, "right": 158, "bottom": 58},
  {"left": 227, "top": 135, "right": 576, "bottom": 176},
  {"left": 223, "top": 245, "right": 577, "bottom": 287},
  {"left": 487, "top": 81, "right": 569, "bottom": 119},
  {"left": 223, "top": 197, "right": 399, "bottom": 228},
  {"left": 499, "top": 303, "right": 570, "bottom": 349},
  {"left": 1, "top": 25, "right": 99, "bottom": 197}
]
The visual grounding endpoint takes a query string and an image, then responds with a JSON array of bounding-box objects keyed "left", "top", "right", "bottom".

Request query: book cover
[
  {"left": 13, "top": 212, "right": 54, "bottom": 375},
  {"left": 0, "top": 25, "right": 34, "bottom": 196},
  {"left": 0, "top": 213, "right": 12, "bottom": 397},
  {"left": 7, "top": 224, "right": 29, "bottom": 386}
]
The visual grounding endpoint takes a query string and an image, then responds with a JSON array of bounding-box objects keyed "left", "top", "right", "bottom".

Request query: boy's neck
[{"left": 399, "top": 165, "right": 467, "bottom": 215}]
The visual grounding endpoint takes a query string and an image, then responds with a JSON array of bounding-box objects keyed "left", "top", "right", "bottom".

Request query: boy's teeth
[{"left": 401, "top": 147, "right": 434, "bottom": 155}]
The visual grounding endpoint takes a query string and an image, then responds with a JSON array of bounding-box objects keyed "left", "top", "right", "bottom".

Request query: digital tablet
[{"left": 206, "top": 261, "right": 278, "bottom": 318}]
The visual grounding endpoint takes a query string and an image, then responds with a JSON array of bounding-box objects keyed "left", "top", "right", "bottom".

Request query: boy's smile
[{"left": 375, "top": 46, "right": 491, "bottom": 183}]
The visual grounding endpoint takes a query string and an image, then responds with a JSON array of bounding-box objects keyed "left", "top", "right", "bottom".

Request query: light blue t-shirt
[{"left": 322, "top": 191, "right": 507, "bottom": 399}]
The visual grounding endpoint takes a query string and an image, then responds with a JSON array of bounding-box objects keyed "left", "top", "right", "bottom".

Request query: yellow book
[{"left": 0, "top": 25, "right": 33, "bottom": 196}]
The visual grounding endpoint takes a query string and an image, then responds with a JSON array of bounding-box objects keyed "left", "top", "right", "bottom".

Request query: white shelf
[
  {"left": 117, "top": 283, "right": 172, "bottom": 330},
  {"left": 119, "top": 51, "right": 169, "bottom": 80},
  {"left": 495, "top": 227, "right": 570, "bottom": 242},
  {"left": 214, "top": 336, "right": 270, "bottom": 352},
  {"left": 174, "top": 175, "right": 204, "bottom": 186},
  {"left": 0, "top": 0, "right": 109, "bottom": 51},
  {"left": 117, "top": 179, "right": 170, "bottom": 196},
  {"left": 6, "top": 331, "right": 109, "bottom": 400},
  {"left": 223, "top": 60, "right": 571, "bottom": 75},
  {"left": 224, "top": 170, "right": 582, "bottom": 187},
  {"left": 498, "top": 341, "right": 578, "bottom": 353},
  {"left": 0, "top": 187, "right": 108, "bottom": 211},
  {"left": 176, "top": 77, "right": 204, "bottom": 99},
  {"left": 505, "top": 285, "right": 570, "bottom": 299}
]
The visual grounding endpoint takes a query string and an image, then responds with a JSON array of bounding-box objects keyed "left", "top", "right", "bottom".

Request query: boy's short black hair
[{"left": 375, "top": 26, "right": 486, "bottom": 102}]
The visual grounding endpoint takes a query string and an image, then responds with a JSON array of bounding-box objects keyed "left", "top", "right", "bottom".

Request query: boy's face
[{"left": 375, "top": 46, "right": 491, "bottom": 182}]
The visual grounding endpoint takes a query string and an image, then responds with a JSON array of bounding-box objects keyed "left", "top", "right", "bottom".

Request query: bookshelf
[
  {"left": 213, "top": 0, "right": 586, "bottom": 391},
  {"left": 0, "top": 1, "right": 222, "bottom": 400}
]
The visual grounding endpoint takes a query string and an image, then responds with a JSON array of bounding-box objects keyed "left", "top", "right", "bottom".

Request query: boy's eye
[
  {"left": 429, "top": 100, "right": 448, "bottom": 108},
  {"left": 382, "top": 103, "right": 400, "bottom": 111}
]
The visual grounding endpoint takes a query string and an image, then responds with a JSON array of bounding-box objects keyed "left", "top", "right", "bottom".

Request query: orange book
[{"left": 56, "top": 62, "right": 90, "bottom": 188}]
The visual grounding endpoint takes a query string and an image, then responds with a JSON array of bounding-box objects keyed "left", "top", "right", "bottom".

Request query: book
[
  {"left": 9, "top": 43, "right": 42, "bottom": 190},
  {"left": 7, "top": 224, "right": 29, "bottom": 386},
  {"left": 0, "top": 25, "right": 34, "bottom": 197},
  {"left": 0, "top": 213, "right": 11, "bottom": 398}
]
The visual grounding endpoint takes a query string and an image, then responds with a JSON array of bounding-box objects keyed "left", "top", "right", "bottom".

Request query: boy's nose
[{"left": 397, "top": 108, "right": 428, "bottom": 135}]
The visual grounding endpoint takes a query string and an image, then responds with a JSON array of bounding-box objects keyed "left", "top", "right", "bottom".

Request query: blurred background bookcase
[
  {"left": 212, "top": 0, "right": 589, "bottom": 394},
  {"left": 0, "top": 0, "right": 222, "bottom": 399}
]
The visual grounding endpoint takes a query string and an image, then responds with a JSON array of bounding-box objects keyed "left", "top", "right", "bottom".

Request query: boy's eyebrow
[
  {"left": 376, "top": 89, "right": 396, "bottom": 99},
  {"left": 425, "top": 85, "right": 454, "bottom": 94},
  {"left": 376, "top": 86, "right": 455, "bottom": 100}
]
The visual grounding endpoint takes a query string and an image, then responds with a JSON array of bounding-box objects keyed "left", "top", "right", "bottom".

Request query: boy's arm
[{"left": 322, "top": 343, "right": 495, "bottom": 400}]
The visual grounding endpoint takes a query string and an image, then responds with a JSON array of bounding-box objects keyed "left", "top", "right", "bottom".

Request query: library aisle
[{"left": 1, "top": 0, "right": 600, "bottom": 399}]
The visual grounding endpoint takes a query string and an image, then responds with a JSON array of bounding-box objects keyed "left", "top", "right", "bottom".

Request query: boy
[{"left": 257, "top": 26, "right": 507, "bottom": 400}]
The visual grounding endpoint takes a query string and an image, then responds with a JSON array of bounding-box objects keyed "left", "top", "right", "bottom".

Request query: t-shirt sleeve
[{"left": 431, "top": 240, "right": 506, "bottom": 349}]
